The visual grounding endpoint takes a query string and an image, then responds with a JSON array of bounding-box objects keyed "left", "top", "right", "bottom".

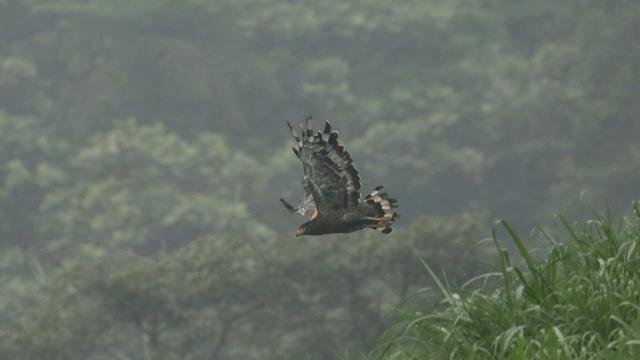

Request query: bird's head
[
  {"left": 296, "top": 220, "right": 322, "bottom": 237},
  {"left": 295, "top": 225, "right": 306, "bottom": 237}
]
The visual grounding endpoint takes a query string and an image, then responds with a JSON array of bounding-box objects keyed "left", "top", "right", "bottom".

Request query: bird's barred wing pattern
[{"left": 287, "top": 117, "right": 361, "bottom": 214}]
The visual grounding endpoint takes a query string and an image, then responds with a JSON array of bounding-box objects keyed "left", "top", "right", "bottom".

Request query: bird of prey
[{"left": 281, "top": 116, "right": 399, "bottom": 236}]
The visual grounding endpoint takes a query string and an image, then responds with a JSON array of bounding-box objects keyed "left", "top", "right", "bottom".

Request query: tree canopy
[{"left": 0, "top": 0, "right": 638, "bottom": 358}]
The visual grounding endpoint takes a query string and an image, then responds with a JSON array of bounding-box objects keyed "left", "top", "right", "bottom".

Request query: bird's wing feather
[{"left": 288, "top": 117, "right": 361, "bottom": 214}]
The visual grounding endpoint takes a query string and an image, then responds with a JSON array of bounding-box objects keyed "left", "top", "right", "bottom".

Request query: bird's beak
[{"left": 296, "top": 227, "right": 305, "bottom": 237}]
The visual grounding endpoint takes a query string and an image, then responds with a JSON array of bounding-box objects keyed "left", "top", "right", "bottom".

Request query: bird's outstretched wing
[{"left": 287, "top": 117, "right": 361, "bottom": 214}]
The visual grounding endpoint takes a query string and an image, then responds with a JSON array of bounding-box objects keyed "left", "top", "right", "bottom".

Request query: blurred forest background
[{"left": 0, "top": 0, "right": 638, "bottom": 359}]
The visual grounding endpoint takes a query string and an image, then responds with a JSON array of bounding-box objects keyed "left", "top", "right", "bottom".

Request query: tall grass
[{"left": 372, "top": 202, "right": 640, "bottom": 359}]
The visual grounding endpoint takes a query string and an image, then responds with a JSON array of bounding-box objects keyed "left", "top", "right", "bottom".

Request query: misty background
[{"left": 0, "top": 0, "right": 638, "bottom": 359}]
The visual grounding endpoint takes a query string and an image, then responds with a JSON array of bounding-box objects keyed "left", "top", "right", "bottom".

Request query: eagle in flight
[{"left": 281, "top": 116, "right": 399, "bottom": 236}]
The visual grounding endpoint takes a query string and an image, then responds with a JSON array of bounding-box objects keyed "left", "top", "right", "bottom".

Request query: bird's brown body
[{"left": 281, "top": 117, "right": 398, "bottom": 236}]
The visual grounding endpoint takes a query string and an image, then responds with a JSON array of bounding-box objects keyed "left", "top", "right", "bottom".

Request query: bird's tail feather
[{"left": 364, "top": 185, "right": 399, "bottom": 234}]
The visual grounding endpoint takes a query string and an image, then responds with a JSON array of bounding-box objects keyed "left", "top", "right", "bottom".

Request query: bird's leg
[
  {"left": 310, "top": 208, "right": 319, "bottom": 220},
  {"left": 367, "top": 223, "right": 388, "bottom": 228},
  {"left": 364, "top": 216, "right": 387, "bottom": 222}
]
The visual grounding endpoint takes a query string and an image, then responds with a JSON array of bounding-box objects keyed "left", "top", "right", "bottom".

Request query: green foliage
[
  {"left": 374, "top": 205, "right": 640, "bottom": 359},
  {"left": 39, "top": 119, "right": 269, "bottom": 257},
  {"left": 0, "top": 0, "right": 637, "bottom": 358},
  {"left": 0, "top": 214, "right": 489, "bottom": 359}
]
